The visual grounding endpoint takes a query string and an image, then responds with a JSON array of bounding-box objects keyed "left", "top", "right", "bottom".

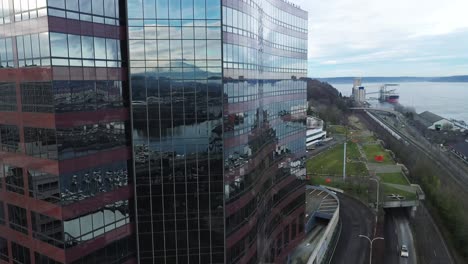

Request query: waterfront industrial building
[
  {"left": 416, "top": 111, "right": 455, "bottom": 131},
  {"left": 0, "top": 0, "right": 308, "bottom": 263}
]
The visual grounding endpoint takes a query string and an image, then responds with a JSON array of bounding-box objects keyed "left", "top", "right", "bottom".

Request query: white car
[{"left": 400, "top": 245, "right": 409, "bottom": 258}]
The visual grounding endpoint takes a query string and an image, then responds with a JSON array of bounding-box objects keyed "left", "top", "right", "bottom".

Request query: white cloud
[{"left": 292, "top": 0, "right": 468, "bottom": 76}]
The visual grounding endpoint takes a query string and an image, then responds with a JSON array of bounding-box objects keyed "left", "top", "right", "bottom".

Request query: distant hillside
[
  {"left": 316, "top": 76, "right": 468, "bottom": 84},
  {"left": 430, "top": 75, "right": 468, "bottom": 82}
]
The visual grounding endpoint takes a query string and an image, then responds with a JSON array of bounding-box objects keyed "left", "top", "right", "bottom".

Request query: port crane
[{"left": 365, "top": 84, "right": 400, "bottom": 102}]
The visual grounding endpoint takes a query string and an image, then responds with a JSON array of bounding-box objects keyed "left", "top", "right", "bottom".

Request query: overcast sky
[{"left": 294, "top": 0, "right": 468, "bottom": 77}]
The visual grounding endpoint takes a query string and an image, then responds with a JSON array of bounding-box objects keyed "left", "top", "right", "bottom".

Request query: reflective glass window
[
  {"left": 21, "top": 82, "right": 54, "bottom": 113},
  {"left": 23, "top": 35, "right": 32, "bottom": 59},
  {"left": 5, "top": 38, "right": 12, "bottom": 62},
  {"left": 143, "top": 0, "right": 155, "bottom": 18},
  {"left": 103, "top": 0, "right": 115, "bottom": 17},
  {"left": 11, "top": 242, "right": 30, "bottom": 264},
  {"left": 94, "top": 37, "right": 106, "bottom": 60},
  {"left": 0, "top": 236, "right": 8, "bottom": 261},
  {"left": 35, "top": 252, "right": 63, "bottom": 264},
  {"left": 0, "top": 82, "right": 17, "bottom": 111},
  {"left": 63, "top": 201, "right": 129, "bottom": 246},
  {"left": 23, "top": 127, "right": 58, "bottom": 159},
  {"left": 127, "top": 0, "right": 142, "bottom": 18},
  {"left": 193, "top": 0, "right": 205, "bottom": 19},
  {"left": 50, "top": 33, "right": 68, "bottom": 57},
  {"left": 16, "top": 36, "right": 24, "bottom": 60},
  {"left": 4, "top": 164, "right": 24, "bottom": 194},
  {"left": 38, "top": 0, "right": 47, "bottom": 8},
  {"left": 28, "top": 169, "right": 60, "bottom": 204},
  {"left": 65, "top": 0, "right": 78, "bottom": 11},
  {"left": 31, "top": 212, "right": 64, "bottom": 248},
  {"left": 156, "top": 0, "right": 168, "bottom": 18},
  {"left": 49, "top": 0, "right": 65, "bottom": 9},
  {"left": 39, "top": 32, "right": 50, "bottom": 57},
  {"left": 181, "top": 0, "right": 193, "bottom": 19},
  {"left": 106, "top": 39, "right": 117, "bottom": 61},
  {"left": 68, "top": 34, "right": 82, "bottom": 58},
  {"left": 79, "top": 0, "right": 91, "bottom": 13},
  {"left": 31, "top": 34, "right": 40, "bottom": 59},
  {"left": 0, "top": 124, "right": 20, "bottom": 152},
  {"left": 169, "top": 0, "right": 180, "bottom": 19},
  {"left": 92, "top": 0, "right": 104, "bottom": 16},
  {"left": 206, "top": 0, "right": 220, "bottom": 19},
  {"left": 8, "top": 204, "right": 28, "bottom": 234},
  {"left": 81, "top": 35, "right": 94, "bottom": 59}
]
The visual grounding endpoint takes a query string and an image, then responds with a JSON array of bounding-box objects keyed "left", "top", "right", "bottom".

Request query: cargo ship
[
  {"left": 378, "top": 84, "right": 400, "bottom": 104},
  {"left": 380, "top": 94, "right": 399, "bottom": 104}
]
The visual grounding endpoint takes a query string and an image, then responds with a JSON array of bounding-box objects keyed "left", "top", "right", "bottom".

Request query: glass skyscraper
[
  {"left": 0, "top": 0, "right": 307, "bottom": 263},
  {"left": 128, "top": 0, "right": 308, "bottom": 263},
  {"left": 0, "top": 1, "right": 134, "bottom": 264}
]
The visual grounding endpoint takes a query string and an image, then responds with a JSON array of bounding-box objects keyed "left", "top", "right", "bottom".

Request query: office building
[
  {"left": 128, "top": 0, "right": 308, "bottom": 263},
  {"left": 0, "top": 0, "right": 307, "bottom": 263},
  {"left": 0, "top": 1, "right": 135, "bottom": 263}
]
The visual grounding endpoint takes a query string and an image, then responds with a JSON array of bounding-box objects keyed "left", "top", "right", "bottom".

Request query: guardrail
[
  {"left": 383, "top": 200, "right": 419, "bottom": 208},
  {"left": 306, "top": 187, "right": 340, "bottom": 264},
  {"left": 319, "top": 185, "right": 344, "bottom": 193}
]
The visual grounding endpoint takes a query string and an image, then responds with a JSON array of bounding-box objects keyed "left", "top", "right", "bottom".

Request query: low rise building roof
[{"left": 419, "top": 111, "right": 445, "bottom": 124}]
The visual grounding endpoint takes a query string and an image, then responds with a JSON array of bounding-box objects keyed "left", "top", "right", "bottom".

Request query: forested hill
[{"left": 301, "top": 78, "right": 342, "bottom": 104}]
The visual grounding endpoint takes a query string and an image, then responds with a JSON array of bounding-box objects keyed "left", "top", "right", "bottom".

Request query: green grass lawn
[
  {"left": 346, "top": 142, "right": 361, "bottom": 160},
  {"left": 383, "top": 185, "right": 417, "bottom": 200},
  {"left": 307, "top": 142, "right": 368, "bottom": 176},
  {"left": 310, "top": 176, "right": 369, "bottom": 203},
  {"left": 378, "top": 172, "right": 409, "bottom": 185},
  {"left": 310, "top": 176, "right": 348, "bottom": 189},
  {"left": 328, "top": 125, "right": 347, "bottom": 135},
  {"left": 362, "top": 144, "right": 394, "bottom": 164},
  {"left": 354, "top": 135, "right": 377, "bottom": 144}
]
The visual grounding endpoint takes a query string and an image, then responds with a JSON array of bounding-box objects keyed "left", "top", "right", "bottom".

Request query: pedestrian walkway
[{"left": 367, "top": 163, "right": 402, "bottom": 173}]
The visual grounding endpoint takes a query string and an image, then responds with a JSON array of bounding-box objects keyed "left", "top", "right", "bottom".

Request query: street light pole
[
  {"left": 369, "top": 178, "right": 380, "bottom": 213},
  {"left": 358, "top": 235, "right": 384, "bottom": 264}
]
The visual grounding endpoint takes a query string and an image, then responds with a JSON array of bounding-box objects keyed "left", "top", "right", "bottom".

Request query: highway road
[
  {"left": 384, "top": 209, "right": 417, "bottom": 264},
  {"left": 331, "top": 194, "right": 374, "bottom": 264}
]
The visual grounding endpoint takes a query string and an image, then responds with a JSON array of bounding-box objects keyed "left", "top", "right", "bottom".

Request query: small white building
[
  {"left": 417, "top": 111, "right": 455, "bottom": 131},
  {"left": 306, "top": 116, "right": 326, "bottom": 148}
]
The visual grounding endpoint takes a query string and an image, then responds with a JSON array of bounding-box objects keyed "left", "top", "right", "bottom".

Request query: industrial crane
[{"left": 365, "top": 84, "right": 400, "bottom": 103}]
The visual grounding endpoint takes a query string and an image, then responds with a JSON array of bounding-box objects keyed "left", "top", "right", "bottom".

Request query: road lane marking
[{"left": 434, "top": 250, "right": 437, "bottom": 256}]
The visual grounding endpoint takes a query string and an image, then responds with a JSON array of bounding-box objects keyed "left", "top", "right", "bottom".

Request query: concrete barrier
[{"left": 307, "top": 189, "right": 340, "bottom": 264}]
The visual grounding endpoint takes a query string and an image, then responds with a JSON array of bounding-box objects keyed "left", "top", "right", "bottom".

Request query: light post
[
  {"left": 358, "top": 235, "right": 384, "bottom": 264},
  {"left": 369, "top": 178, "right": 380, "bottom": 213}
]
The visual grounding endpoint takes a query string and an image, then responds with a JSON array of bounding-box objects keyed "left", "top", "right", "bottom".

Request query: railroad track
[{"left": 367, "top": 110, "right": 468, "bottom": 192}]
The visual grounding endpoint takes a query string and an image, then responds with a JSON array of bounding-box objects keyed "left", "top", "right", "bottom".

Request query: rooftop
[{"left": 419, "top": 111, "right": 445, "bottom": 124}]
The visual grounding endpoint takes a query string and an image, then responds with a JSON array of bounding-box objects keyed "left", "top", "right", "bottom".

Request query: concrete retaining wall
[{"left": 307, "top": 191, "right": 340, "bottom": 264}]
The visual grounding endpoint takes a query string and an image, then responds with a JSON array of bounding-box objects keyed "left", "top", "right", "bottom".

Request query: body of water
[{"left": 331, "top": 82, "right": 468, "bottom": 123}]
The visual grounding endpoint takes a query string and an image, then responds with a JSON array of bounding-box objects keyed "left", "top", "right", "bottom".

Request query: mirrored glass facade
[
  {"left": 0, "top": 0, "right": 134, "bottom": 263},
  {"left": 1, "top": 0, "right": 307, "bottom": 263},
  {"left": 128, "top": 0, "right": 308, "bottom": 263}
]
